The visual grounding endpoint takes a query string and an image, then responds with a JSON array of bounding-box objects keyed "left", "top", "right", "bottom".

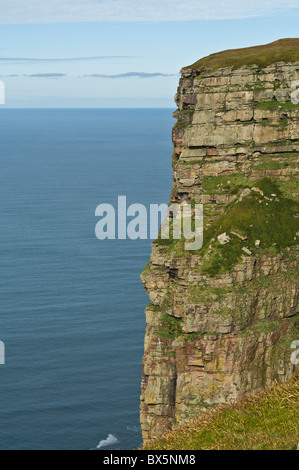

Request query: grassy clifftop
[
  {"left": 143, "top": 373, "right": 299, "bottom": 450},
  {"left": 185, "top": 38, "right": 299, "bottom": 71}
]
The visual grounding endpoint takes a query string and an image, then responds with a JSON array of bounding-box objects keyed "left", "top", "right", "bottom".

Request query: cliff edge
[{"left": 140, "top": 39, "right": 299, "bottom": 444}]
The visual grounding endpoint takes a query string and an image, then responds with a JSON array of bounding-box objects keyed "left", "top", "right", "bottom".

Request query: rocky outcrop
[{"left": 140, "top": 40, "right": 299, "bottom": 444}]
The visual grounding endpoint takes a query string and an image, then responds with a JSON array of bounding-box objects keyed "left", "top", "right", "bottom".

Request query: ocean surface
[{"left": 0, "top": 109, "right": 173, "bottom": 450}]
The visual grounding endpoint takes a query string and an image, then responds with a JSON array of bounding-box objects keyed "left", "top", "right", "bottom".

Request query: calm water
[{"left": 0, "top": 109, "right": 173, "bottom": 450}]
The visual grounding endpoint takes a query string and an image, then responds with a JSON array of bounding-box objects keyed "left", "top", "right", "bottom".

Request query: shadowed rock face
[{"left": 140, "top": 45, "right": 299, "bottom": 444}]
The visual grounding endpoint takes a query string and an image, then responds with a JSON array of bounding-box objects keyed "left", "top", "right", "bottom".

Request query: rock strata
[{"left": 140, "top": 40, "right": 299, "bottom": 444}]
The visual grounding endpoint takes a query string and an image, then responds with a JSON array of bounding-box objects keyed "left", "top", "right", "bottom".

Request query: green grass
[
  {"left": 259, "top": 118, "right": 270, "bottom": 126},
  {"left": 257, "top": 116, "right": 290, "bottom": 128},
  {"left": 183, "top": 332, "right": 204, "bottom": 342},
  {"left": 146, "top": 303, "right": 162, "bottom": 313},
  {"left": 178, "top": 109, "right": 195, "bottom": 116},
  {"left": 143, "top": 373, "right": 299, "bottom": 450},
  {"left": 154, "top": 177, "right": 299, "bottom": 263},
  {"left": 258, "top": 152, "right": 299, "bottom": 159},
  {"left": 241, "top": 315, "right": 299, "bottom": 339},
  {"left": 156, "top": 313, "right": 183, "bottom": 339},
  {"left": 258, "top": 100, "right": 299, "bottom": 111},
  {"left": 188, "top": 284, "right": 233, "bottom": 303},
  {"left": 198, "top": 178, "right": 299, "bottom": 276},
  {"left": 186, "top": 38, "right": 299, "bottom": 71},
  {"left": 173, "top": 121, "right": 190, "bottom": 130},
  {"left": 201, "top": 173, "right": 249, "bottom": 194},
  {"left": 278, "top": 176, "right": 299, "bottom": 199},
  {"left": 241, "top": 318, "right": 282, "bottom": 336},
  {"left": 239, "top": 265, "right": 299, "bottom": 295},
  {"left": 254, "top": 161, "right": 291, "bottom": 170}
]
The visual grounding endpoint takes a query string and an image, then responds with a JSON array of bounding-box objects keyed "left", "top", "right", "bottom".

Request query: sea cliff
[{"left": 140, "top": 39, "right": 299, "bottom": 444}]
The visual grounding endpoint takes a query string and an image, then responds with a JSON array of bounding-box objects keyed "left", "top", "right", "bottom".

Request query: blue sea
[{"left": 0, "top": 109, "right": 173, "bottom": 450}]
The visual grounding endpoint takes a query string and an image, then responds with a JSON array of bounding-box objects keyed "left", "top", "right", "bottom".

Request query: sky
[{"left": 0, "top": 0, "right": 298, "bottom": 108}]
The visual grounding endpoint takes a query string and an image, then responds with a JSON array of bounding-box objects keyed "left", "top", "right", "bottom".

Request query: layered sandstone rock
[{"left": 140, "top": 40, "right": 299, "bottom": 443}]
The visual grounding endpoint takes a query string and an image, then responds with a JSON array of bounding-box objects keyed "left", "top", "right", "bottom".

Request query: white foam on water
[{"left": 95, "top": 434, "right": 118, "bottom": 449}]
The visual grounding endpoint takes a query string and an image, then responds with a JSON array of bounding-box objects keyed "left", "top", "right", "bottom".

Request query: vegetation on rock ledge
[{"left": 199, "top": 178, "right": 298, "bottom": 276}]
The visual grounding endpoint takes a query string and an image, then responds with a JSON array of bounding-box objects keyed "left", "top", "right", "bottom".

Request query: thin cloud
[
  {"left": 28, "top": 73, "right": 67, "bottom": 78},
  {"left": 83, "top": 72, "right": 177, "bottom": 79},
  {"left": 0, "top": 72, "right": 173, "bottom": 79},
  {"left": 0, "top": 73, "right": 67, "bottom": 78},
  {"left": 0, "top": 0, "right": 297, "bottom": 23},
  {"left": 0, "top": 56, "right": 133, "bottom": 64}
]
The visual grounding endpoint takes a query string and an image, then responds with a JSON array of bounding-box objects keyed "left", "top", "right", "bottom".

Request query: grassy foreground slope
[
  {"left": 143, "top": 374, "right": 299, "bottom": 450},
  {"left": 186, "top": 38, "right": 299, "bottom": 71}
]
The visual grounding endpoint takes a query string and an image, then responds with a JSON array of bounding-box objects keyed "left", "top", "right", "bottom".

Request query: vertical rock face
[{"left": 140, "top": 40, "right": 299, "bottom": 444}]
